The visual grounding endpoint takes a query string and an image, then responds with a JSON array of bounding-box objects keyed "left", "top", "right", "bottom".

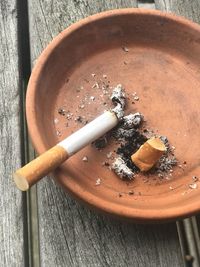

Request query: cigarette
[
  {"left": 131, "top": 137, "right": 166, "bottom": 172},
  {"left": 14, "top": 111, "right": 118, "bottom": 191}
]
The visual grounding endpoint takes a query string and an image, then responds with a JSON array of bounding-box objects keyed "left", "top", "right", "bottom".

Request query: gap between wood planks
[
  {"left": 16, "top": 0, "right": 200, "bottom": 266},
  {"left": 17, "top": 0, "right": 40, "bottom": 266}
]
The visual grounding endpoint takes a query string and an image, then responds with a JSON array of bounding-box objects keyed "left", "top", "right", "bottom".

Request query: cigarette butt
[
  {"left": 131, "top": 137, "right": 166, "bottom": 172},
  {"left": 13, "top": 146, "right": 68, "bottom": 191}
]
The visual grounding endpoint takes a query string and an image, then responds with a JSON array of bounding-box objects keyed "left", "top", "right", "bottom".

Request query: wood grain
[
  {"left": 38, "top": 179, "right": 183, "bottom": 267},
  {"left": 28, "top": 1, "right": 183, "bottom": 266},
  {"left": 0, "top": 1, "right": 25, "bottom": 266},
  {"left": 155, "top": 0, "right": 200, "bottom": 23}
]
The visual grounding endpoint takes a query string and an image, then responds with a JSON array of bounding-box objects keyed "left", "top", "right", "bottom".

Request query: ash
[
  {"left": 93, "top": 85, "right": 127, "bottom": 148},
  {"left": 123, "top": 113, "right": 143, "bottom": 129},
  {"left": 112, "top": 157, "right": 134, "bottom": 180},
  {"left": 113, "top": 128, "right": 136, "bottom": 140},
  {"left": 157, "top": 155, "right": 177, "bottom": 173},
  {"left": 116, "top": 130, "right": 147, "bottom": 172},
  {"left": 156, "top": 136, "right": 177, "bottom": 173},
  {"left": 93, "top": 83, "right": 177, "bottom": 180},
  {"left": 112, "top": 112, "right": 143, "bottom": 140},
  {"left": 111, "top": 117, "right": 177, "bottom": 179},
  {"left": 93, "top": 135, "right": 107, "bottom": 150},
  {"left": 111, "top": 113, "right": 146, "bottom": 178},
  {"left": 111, "top": 84, "right": 126, "bottom": 119}
]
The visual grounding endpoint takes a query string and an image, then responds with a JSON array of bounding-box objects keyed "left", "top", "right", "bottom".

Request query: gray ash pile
[
  {"left": 111, "top": 119, "right": 177, "bottom": 180},
  {"left": 93, "top": 84, "right": 178, "bottom": 181}
]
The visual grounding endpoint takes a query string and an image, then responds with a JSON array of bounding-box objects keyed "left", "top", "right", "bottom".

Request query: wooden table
[{"left": 1, "top": 0, "right": 200, "bottom": 266}]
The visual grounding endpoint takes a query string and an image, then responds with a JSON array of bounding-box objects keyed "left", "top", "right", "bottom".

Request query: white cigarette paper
[{"left": 59, "top": 111, "right": 118, "bottom": 155}]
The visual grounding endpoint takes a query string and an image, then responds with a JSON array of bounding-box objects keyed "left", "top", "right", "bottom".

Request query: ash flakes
[
  {"left": 74, "top": 116, "right": 83, "bottom": 123},
  {"left": 82, "top": 156, "right": 88, "bottom": 162},
  {"left": 79, "top": 104, "right": 85, "bottom": 109},
  {"left": 115, "top": 131, "right": 147, "bottom": 174},
  {"left": 192, "top": 176, "right": 198, "bottom": 182},
  {"left": 110, "top": 84, "right": 126, "bottom": 119},
  {"left": 95, "top": 178, "right": 101, "bottom": 186},
  {"left": 58, "top": 108, "right": 66, "bottom": 116},
  {"left": 156, "top": 155, "right": 177, "bottom": 174},
  {"left": 93, "top": 135, "right": 107, "bottom": 150},
  {"left": 57, "top": 78, "right": 179, "bottom": 185},
  {"left": 189, "top": 183, "right": 198, "bottom": 189},
  {"left": 91, "top": 83, "right": 178, "bottom": 181},
  {"left": 132, "top": 92, "right": 139, "bottom": 101},
  {"left": 56, "top": 130, "right": 61, "bottom": 137},
  {"left": 122, "top": 46, "right": 129, "bottom": 52},
  {"left": 92, "top": 82, "right": 99, "bottom": 89},
  {"left": 113, "top": 128, "right": 136, "bottom": 140},
  {"left": 155, "top": 136, "right": 177, "bottom": 174},
  {"left": 106, "top": 152, "right": 113, "bottom": 159},
  {"left": 188, "top": 176, "right": 199, "bottom": 190},
  {"left": 111, "top": 110, "right": 178, "bottom": 180},
  {"left": 54, "top": 118, "right": 59, "bottom": 124},
  {"left": 122, "top": 113, "right": 143, "bottom": 129},
  {"left": 57, "top": 108, "right": 74, "bottom": 120},
  {"left": 112, "top": 157, "right": 134, "bottom": 180}
]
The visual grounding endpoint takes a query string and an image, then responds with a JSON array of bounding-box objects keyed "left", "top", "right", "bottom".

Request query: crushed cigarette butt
[{"left": 131, "top": 137, "right": 166, "bottom": 172}]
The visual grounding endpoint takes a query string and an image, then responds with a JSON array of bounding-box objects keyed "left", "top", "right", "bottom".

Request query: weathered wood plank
[
  {"left": 28, "top": 1, "right": 183, "bottom": 266},
  {"left": 0, "top": 1, "right": 25, "bottom": 266},
  {"left": 37, "top": 179, "right": 183, "bottom": 267},
  {"left": 155, "top": 0, "right": 200, "bottom": 23},
  {"left": 38, "top": 182, "right": 184, "bottom": 267},
  {"left": 29, "top": 0, "right": 137, "bottom": 64},
  {"left": 138, "top": 0, "right": 155, "bottom": 9}
]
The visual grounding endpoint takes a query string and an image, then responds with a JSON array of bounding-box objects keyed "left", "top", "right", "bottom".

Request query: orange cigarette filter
[{"left": 131, "top": 137, "right": 166, "bottom": 172}]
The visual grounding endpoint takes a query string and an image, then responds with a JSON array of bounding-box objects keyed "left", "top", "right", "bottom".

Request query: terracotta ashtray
[{"left": 26, "top": 9, "right": 200, "bottom": 222}]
